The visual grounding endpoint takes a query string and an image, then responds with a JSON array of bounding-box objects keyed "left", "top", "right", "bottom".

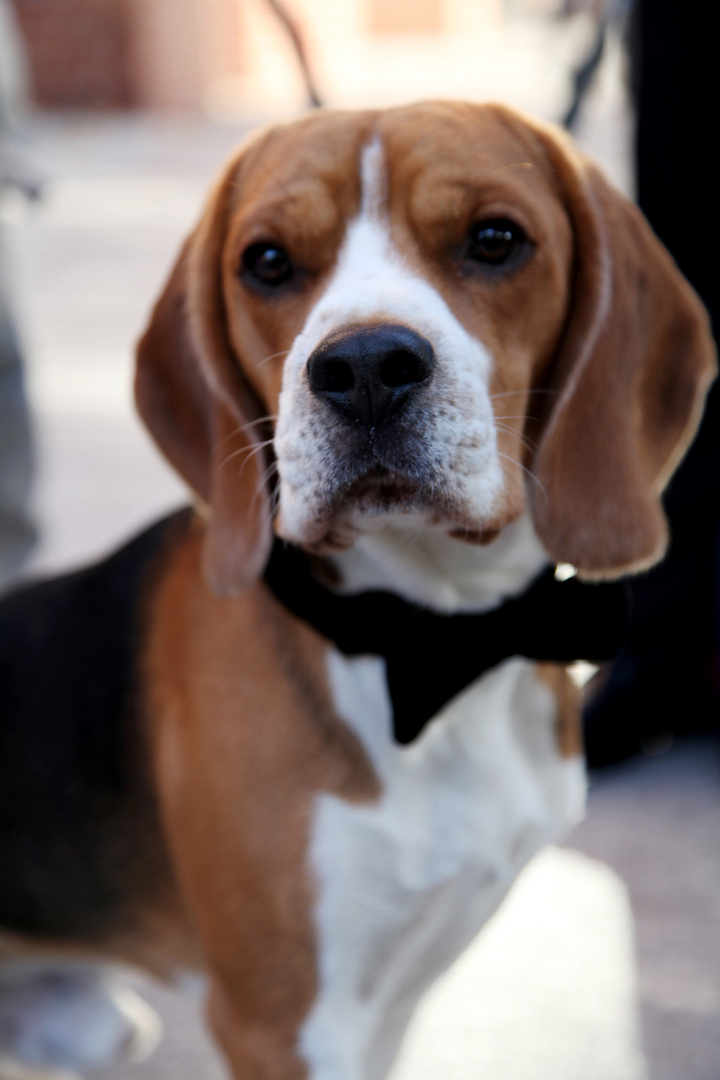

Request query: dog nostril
[
  {"left": 311, "top": 358, "right": 355, "bottom": 394},
  {"left": 380, "top": 349, "right": 427, "bottom": 389}
]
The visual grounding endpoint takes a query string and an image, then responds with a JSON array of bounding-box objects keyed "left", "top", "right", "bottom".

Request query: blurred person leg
[
  {"left": 1, "top": 10, "right": 164, "bottom": 1075},
  {"left": 1, "top": 0, "right": 36, "bottom": 589},
  {"left": 0, "top": 252, "right": 36, "bottom": 589},
  {"left": 584, "top": 0, "right": 720, "bottom": 765}
]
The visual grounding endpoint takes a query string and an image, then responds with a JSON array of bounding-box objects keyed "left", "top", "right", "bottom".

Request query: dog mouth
[
  {"left": 344, "top": 466, "right": 427, "bottom": 506},
  {"left": 289, "top": 464, "right": 489, "bottom": 554},
  {"left": 275, "top": 420, "right": 503, "bottom": 552}
]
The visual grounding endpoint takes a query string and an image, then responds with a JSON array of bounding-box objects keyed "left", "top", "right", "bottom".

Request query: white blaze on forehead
[
  {"left": 282, "top": 135, "right": 494, "bottom": 388},
  {"left": 360, "top": 136, "right": 386, "bottom": 218}
]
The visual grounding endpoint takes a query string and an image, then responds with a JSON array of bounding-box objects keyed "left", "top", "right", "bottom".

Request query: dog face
[
  {"left": 136, "top": 103, "right": 715, "bottom": 593},
  {"left": 270, "top": 113, "right": 572, "bottom": 555}
]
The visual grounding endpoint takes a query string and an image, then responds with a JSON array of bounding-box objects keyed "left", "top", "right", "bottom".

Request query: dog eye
[
  {"left": 242, "top": 242, "right": 293, "bottom": 286},
  {"left": 467, "top": 219, "right": 526, "bottom": 265}
]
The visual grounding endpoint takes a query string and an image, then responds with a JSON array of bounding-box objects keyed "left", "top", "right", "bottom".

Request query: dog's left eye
[
  {"left": 242, "top": 242, "right": 293, "bottom": 286},
  {"left": 466, "top": 219, "right": 527, "bottom": 265}
]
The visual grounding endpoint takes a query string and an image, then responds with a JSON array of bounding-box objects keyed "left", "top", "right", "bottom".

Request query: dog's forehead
[
  {"left": 230, "top": 104, "right": 554, "bottom": 227},
  {"left": 230, "top": 110, "right": 378, "bottom": 224},
  {"left": 378, "top": 102, "right": 543, "bottom": 176},
  {"left": 378, "top": 104, "right": 558, "bottom": 218}
]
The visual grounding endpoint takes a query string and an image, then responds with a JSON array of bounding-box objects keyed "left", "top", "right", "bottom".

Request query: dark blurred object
[
  {"left": 561, "top": 0, "right": 631, "bottom": 132},
  {"left": 0, "top": 139, "right": 41, "bottom": 201},
  {"left": 264, "top": 0, "right": 322, "bottom": 108},
  {"left": 0, "top": 290, "right": 36, "bottom": 588},
  {"left": 583, "top": 0, "right": 720, "bottom": 766},
  {"left": 1, "top": 0, "right": 37, "bottom": 590}
]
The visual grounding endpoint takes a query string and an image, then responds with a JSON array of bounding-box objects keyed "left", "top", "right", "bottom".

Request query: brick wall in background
[
  {"left": 9, "top": 0, "right": 246, "bottom": 112},
  {"left": 10, "top": 0, "right": 135, "bottom": 107}
]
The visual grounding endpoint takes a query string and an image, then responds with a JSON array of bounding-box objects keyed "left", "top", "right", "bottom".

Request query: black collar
[{"left": 263, "top": 539, "right": 629, "bottom": 744}]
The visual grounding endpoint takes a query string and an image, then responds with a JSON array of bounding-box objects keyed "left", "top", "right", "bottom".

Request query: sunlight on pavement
[{"left": 392, "top": 847, "right": 647, "bottom": 1080}]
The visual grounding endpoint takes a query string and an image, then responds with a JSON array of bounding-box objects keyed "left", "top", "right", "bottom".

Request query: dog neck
[
  {"left": 263, "top": 522, "right": 629, "bottom": 745},
  {"left": 327, "top": 515, "right": 549, "bottom": 614}
]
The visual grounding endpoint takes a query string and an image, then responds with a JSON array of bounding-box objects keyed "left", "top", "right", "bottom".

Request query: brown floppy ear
[
  {"left": 528, "top": 126, "right": 716, "bottom": 578},
  {"left": 135, "top": 166, "right": 273, "bottom": 595}
]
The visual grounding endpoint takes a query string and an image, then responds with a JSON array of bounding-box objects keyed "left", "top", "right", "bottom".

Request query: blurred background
[
  {"left": 0, "top": 1, "right": 718, "bottom": 1079},
  {"left": 4, "top": 0, "right": 624, "bottom": 119}
]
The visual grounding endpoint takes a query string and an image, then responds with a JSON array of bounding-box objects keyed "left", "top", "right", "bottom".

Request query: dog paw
[{"left": 0, "top": 962, "right": 162, "bottom": 1073}]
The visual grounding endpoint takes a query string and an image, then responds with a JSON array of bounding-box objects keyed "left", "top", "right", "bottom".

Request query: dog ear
[
  {"left": 527, "top": 124, "right": 716, "bottom": 578},
  {"left": 135, "top": 165, "right": 273, "bottom": 595}
]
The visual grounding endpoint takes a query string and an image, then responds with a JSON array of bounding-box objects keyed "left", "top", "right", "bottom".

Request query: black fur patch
[{"left": 0, "top": 511, "right": 190, "bottom": 942}]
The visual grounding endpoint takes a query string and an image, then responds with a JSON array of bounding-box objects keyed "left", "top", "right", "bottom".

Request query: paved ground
[{"left": 1, "top": 35, "right": 719, "bottom": 1080}]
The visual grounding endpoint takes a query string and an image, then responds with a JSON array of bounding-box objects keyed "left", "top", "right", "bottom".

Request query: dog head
[{"left": 136, "top": 103, "right": 715, "bottom": 594}]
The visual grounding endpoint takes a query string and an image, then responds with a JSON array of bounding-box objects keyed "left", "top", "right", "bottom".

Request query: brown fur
[
  {"left": 536, "top": 663, "right": 583, "bottom": 758},
  {"left": 142, "top": 518, "right": 378, "bottom": 1077}
]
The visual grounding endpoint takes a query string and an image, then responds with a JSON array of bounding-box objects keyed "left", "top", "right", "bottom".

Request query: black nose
[{"left": 306, "top": 325, "right": 435, "bottom": 428}]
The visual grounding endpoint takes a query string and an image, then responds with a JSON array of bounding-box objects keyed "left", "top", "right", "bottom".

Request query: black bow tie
[{"left": 263, "top": 540, "right": 630, "bottom": 744}]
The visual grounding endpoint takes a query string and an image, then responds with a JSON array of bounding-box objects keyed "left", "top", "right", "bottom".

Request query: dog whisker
[
  {"left": 489, "top": 389, "right": 561, "bottom": 401},
  {"left": 485, "top": 160, "right": 534, "bottom": 178},
  {"left": 496, "top": 450, "right": 548, "bottom": 500},
  {"left": 493, "top": 415, "right": 538, "bottom": 422},
  {"left": 384, "top": 519, "right": 424, "bottom": 553},
  {"left": 250, "top": 460, "right": 280, "bottom": 515},
  {"left": 217, "top": 416, "right": 278, "bottom": 449},
  {"left": 219, "top": 438, "right": 275, "bottom": 474},
  {"left": 258, "top": 350, "right": 290, "bottom": 368},
  {"left": 494, "top": 423, "right": 539, "bottom": 455}
]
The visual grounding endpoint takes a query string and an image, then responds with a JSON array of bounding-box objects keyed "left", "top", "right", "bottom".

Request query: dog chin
[{"left": 275, "top": 477, "right": 504, "bottom": 556}]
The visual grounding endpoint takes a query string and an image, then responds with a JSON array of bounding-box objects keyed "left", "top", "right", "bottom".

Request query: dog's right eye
[{"left": 242, "top": 242, "right": 293, "bottom": 287}]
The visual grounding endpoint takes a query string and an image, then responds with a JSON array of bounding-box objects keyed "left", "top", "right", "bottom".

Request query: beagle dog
[{"left": 0, "top": 102, "right": 715, "bottom": 1080}]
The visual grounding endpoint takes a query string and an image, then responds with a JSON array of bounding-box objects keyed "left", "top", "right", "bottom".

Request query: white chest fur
[{"left": 300, "top": 649, "right": 586, "bottom": 1080}]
